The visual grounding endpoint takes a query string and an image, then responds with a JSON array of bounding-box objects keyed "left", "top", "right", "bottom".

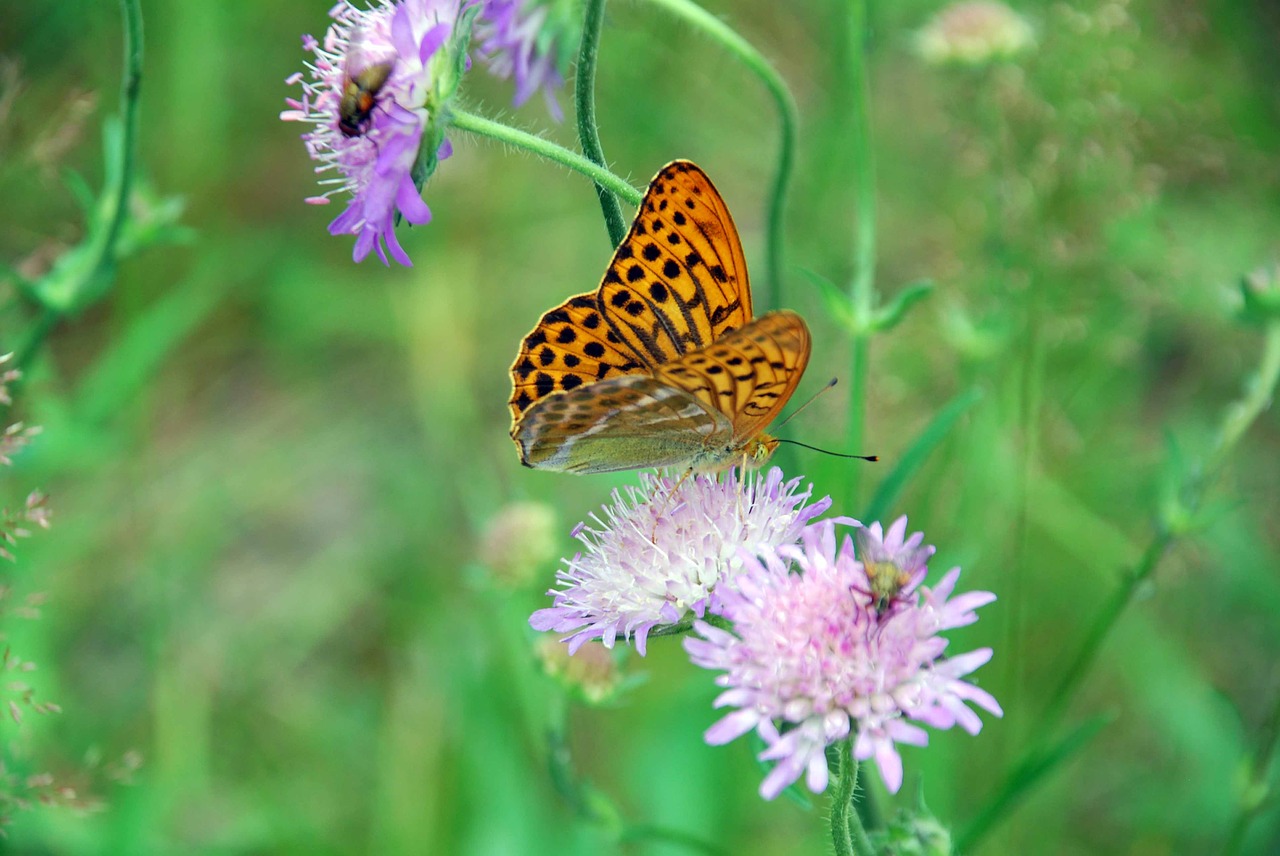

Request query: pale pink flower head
[
  {"left": 915, "top": 1, "right": 1035, "bottom": 65},
  {"left": 530, "top": 468, "right": 843, "bottom": 656},
  {"left": 282, "top": 0, "right": 471, "bottom": 265},
  {"left": 686, "top": 519, "right": 1001, "bottom": 799}
]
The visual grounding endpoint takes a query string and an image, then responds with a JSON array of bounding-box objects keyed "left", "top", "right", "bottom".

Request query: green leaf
[
  {"left": 862, "top": 386, "right": 984, "bottom": 521},
  {"left": 61, "top": 167, "right": 96, "bottom": 213},
  {"left": 957, "top": 715, "right": 1112, "bottom": 852},
  {"left": 797, "top": 267, "right": 855, "bottom": 332},
  {"left": 870, "top": 279, "right": 935, "bottom": 333},
  {"left": 1157, "top": 429, "right": 1195, "bottom": 536}
]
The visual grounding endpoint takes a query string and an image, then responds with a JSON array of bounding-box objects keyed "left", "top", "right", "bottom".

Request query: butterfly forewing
[
  {"left": 508, "top": 293, "right": 647, "bottom": 423},
  {"left": 515, "top": 375, "right": 733, "bottom": 474},
  {"left": 597, "top": 162, "right": 753, "bottom": 368}
]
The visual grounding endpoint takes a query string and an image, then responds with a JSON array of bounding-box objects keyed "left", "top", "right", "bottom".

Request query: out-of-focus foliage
[{"left": 1, "top": 0, "right": 1278, "bottom": 853}]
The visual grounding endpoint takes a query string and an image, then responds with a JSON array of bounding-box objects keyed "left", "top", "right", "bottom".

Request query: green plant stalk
[
  {"left": 1205, "top": 318, "right": 1280, "bottom": 474},
  {"left": 961, "top": 317, "right": 1280, "bottom": 851},
  {"left": 575, "top": 0, "right": 628, "bottom": 247},
  {"left": 846, "top": 0, "right": 877, "bottom": 510},
  {"left": 1045, "top": 317, "right": 1280, "bottom": 729},
  {"left": 16, "top": 0, "right": 142, "bottom": 374},
  {"left": 830, "top": 747, "right": 875, "bottom": 856},
  {"left": 1221, "top": 687, "right": 1280, "bottom": 856},
  {"left": 106, "top": 0, "right": 143, "bottom": 258},
  {"left": 642, "top": 0, "right": 798, "bottom": 311},
  {"left": 450, "top": 109, "right": 642, "bottom": 206}
]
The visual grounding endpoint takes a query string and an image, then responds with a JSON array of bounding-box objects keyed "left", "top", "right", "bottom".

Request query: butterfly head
[{"left": 743, "top": 434, "right": 779, "bottom": 466}]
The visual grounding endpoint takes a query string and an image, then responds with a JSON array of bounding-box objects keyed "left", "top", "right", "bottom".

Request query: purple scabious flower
[
  {"left": 530, "top": 468, "right": 842, "bottom": 656},
  {"left": 686, "top": 519, "right": 1002, "bottom": 799},
  {"left": 475, "top": 0, "right": 577, "bottom": 121},
  {"left": 282, "top": 0, "right": 466, "bottom": 266}
]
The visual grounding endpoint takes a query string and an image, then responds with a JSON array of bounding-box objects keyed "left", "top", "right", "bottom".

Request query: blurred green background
[{"left": 3, "top": 0, "right": 1280, "bottom": 853}]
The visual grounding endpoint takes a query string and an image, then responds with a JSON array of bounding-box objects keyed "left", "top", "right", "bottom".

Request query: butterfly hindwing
[
  {"left": 655, "top": 311, "right": 811, "bottom": 444},
  {"left": 514, "top": 374, "right": 733, "bottom": 474}
]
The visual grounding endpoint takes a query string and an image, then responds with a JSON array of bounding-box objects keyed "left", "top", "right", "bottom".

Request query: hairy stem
[
  {"left": 831, "top": 747, "right": 876, "bottom": 856},
  {"left": 451, "top": 109, "right": 642, "bottom": 206},
  {"left": 575, "top": 0, "right": 627, "bottom": 246}
]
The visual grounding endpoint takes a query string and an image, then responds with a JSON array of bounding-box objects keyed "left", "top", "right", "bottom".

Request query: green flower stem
[
  {"left": 960, "top": 317, "right": 1280, "bottom": 852},
  {"left": 451, "top": 109, "right": 642, "bottom": 207},
  {"left": 846, "top": 0, "right": 877, "bottom": 510},
  {"left": 575, "top": 0, "right": 627, "bottom": 247},
  {"left": 831, "top": 746, "right": 876, "bottom": 856},
  {"left": 642, "top": 0, "right": 798, "bottom": 311}
]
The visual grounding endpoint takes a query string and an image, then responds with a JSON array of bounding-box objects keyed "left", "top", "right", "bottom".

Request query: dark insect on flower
[
  {"left": 337, "top": 61, "right": 393, "bottom": 137},
  {"left": 853, "top": 517, "right": 936, "bottom": 617}
]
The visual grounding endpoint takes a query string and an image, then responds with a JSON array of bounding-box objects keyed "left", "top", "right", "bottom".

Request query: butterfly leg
[
  {"left": 649, "top": 467, "right": 695, "bottom": 542},
  {"left": 734, "top": 450, "right": 752, "bottom": 520}
]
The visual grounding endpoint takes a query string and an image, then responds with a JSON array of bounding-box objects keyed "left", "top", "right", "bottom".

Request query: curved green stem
[
  {"left": 1204, "top": 317, "right": 1280, "bottom": 475},
  {"left": 451, "top": 109, "right": 642, "bottom": 206},
  {"left": 105, "top": 0, "right": 143, "bottom": 258},
  {"left": 845, "top": 0, "right": 877, "bottom": 511},
  {"left": 17, "top": 0, "right": 142, "bottom": 374},
  {"left": 642, "top": 0, "right": 798, "bottom": 311},
  {"left": 575, "top": 0, "right": 627, "bottom": 247}
]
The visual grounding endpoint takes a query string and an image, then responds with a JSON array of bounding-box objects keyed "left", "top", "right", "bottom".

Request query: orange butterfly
[{"left": 508, "top": 161, "right": 810, "bottom": 474}]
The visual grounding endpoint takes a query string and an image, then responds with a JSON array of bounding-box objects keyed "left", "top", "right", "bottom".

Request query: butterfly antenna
[
  {"left": 775, "top": 378, "right": 839, "bottom": 430},
  {"left": 775, "top": 439, "right": 878, "bottom": 462}
]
